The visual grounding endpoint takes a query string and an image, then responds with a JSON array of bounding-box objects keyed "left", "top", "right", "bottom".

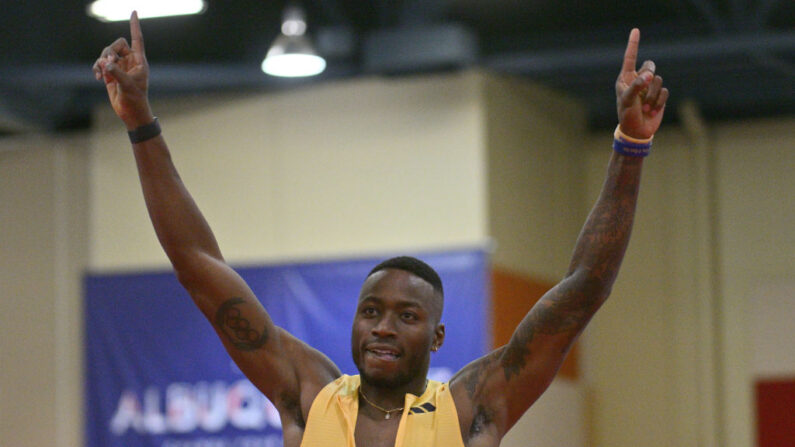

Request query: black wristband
[{"left": 128, "top": 117, "right": 161, "bottom": 144}]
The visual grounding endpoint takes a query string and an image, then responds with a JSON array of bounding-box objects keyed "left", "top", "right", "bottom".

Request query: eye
[
  {"left": 361, "top": 306, "right": 377, "bottom": 317},
  {"left": 401, "top": 311, "right": 418, "bottom": 322}
]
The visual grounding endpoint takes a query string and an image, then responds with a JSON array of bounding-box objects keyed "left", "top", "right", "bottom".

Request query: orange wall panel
[{"left": 491, "top": 267, "right": 579, "bottom": 380}]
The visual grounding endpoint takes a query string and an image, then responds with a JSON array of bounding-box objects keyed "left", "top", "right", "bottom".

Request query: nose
[{"left": 371, "top": 313, "right": 397, "bottom": 337}]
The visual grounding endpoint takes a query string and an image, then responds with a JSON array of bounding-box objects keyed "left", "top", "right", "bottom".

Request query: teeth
[{"left": 369, "top": 349, "right": 398, "bottom": 359}]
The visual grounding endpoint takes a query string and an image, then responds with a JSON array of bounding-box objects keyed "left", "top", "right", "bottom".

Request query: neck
[{"left": 359, "top": 375, "right": 428, "bottom": 410}]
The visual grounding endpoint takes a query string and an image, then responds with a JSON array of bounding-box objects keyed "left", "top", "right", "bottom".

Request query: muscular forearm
[
  {"left": 132, "top": 134, "right": 224, "bottom": 269},
  {"left": 566, "top": 151, "right": 642, "bottom": 295}
]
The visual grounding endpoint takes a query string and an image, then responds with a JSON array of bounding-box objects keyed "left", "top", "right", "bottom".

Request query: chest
[
  {"left": 354, "top": 413, "right": 401, "bottom": 447},
  {"left": 298, "top": 377, "right": 469, "bottom": 447}
]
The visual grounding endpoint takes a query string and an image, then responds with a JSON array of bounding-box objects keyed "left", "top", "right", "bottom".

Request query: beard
[
  {"left": 352, "top": 346, "right": 430, "bottom": 389},
  {"left": 356, "top": 362, "right": 416, "bottom": 389}
]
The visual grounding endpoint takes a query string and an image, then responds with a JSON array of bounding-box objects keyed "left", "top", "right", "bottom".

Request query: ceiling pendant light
[
  {"left": 87, "top": 0, "right": 207, "bottom": 22},
  {"left": 262, "top": 4, "right": 326, "bottom": 78}
]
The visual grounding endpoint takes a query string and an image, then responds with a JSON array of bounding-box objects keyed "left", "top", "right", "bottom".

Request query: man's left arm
[{"left": 450, "top": 28, "right": 669, "bottom": 441}]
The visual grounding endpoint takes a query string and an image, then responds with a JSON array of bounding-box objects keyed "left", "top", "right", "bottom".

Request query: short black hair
[{"left": 367, "top": 256, "right": 444, "bottom": 297}]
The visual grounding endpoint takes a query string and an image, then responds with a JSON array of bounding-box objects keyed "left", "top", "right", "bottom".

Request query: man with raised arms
[{"left": 93, "top": 12, "right": 668, "bottom": 446}]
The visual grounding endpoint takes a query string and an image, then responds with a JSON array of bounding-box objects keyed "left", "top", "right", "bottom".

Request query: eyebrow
[{"left": 359, "top": 296, "right": 426, "bottom": 310}]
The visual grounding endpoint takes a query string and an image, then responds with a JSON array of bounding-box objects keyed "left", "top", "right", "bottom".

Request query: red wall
[{"left": 756, "top": 378, "right": 795, "bottom": 447}]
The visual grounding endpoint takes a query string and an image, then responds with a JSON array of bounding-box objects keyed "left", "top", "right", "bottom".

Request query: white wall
[
  {"left": 582, "top": 115, "right": 795, "bottom": 447},
  {"left": 503, "top": 380, "right": 587, "bottom": 446},
  {"left": 0, "top": 135, "right": 88, "bottom": 447},
  {"left": 582, "top": 128, "right": 712, "bottom": 447},
  {"left": 484, "top": 74, "right": 586, "bottom": 281},
  {"left": 90, "top": 73, "right": 487, "bottom": 270},
  {"left": 714, "top": 117, "right": 795, "bottom": 447},
  {"left": 751, "top": 281, "right": 795, "bottom": 378},
  {"left": 482, "top": 74, "right": 588, "bottom": 447}
]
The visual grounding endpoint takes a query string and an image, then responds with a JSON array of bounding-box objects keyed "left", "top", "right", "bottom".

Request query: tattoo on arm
[
  {"left": 500, "top": 287, "right": 599, "bottom": 381},
  {"left": 462, "top": 350, "right": 502, "bottom": 400},
  {"left": 500, "top": 157, "right": 642, "bottom": 383},
  {"left": 500, "top": 327, "right": 531, "bottom": 382},
  {"left": 533, "top": 288, "right": 602, "bottom": 335},
  {"left": 568, "top": 155, "right": 642, "bottom": 283},
  {"left": 215, "top": 298, "right": 269, "bottom": 351}
]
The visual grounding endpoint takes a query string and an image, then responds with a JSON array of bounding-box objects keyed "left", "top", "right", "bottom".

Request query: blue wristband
[{"left": 613, "top": 138, "right": 651, "bottom": 157}]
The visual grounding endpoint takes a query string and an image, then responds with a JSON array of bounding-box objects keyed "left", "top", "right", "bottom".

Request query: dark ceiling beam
[
  {"left": 485, "top": 31, "right": 795, "bottom": 75},
  {"left": 2, "top": 30, "right": 793, "bottom": 132},
  {"left": 398, "top": 0, "right": 449, "bottom": 25},
  {"left": 0, "top": 104, "right": 37, "bottom": 134},
  {"left": 0, "top": 85, "right": 84, "bottom": 131},
  {"left": 0, "top": 63, "right": 359, "bottom": 92},
  {"left": 585, "top": 72, "right": 795, "bottom": 121},
  {"left": 4, "top": 31, "right": 791, "bottom": 94},
  {"left": 0, "top": 63, "right": 358, "bottom": 132},
  {"left": 576, "top": 71, "right": 794, "bottom": 104}
]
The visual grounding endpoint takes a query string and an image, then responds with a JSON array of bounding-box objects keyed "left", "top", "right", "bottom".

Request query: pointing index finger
[
  {"left": 130, "top": 10, "right": 145, "bottom": 56},
  {"left": 621, "top": 28, "right": 640, "bottom": 74}
]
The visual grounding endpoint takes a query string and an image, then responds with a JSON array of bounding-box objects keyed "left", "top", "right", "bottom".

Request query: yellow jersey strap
[{"left": 300, "top": 375, "right": 465, "bottom": 447}]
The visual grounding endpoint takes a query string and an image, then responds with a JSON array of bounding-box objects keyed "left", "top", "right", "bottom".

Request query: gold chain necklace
[
  {"left": 358, "top": 380, "right": 428, "bottom": 420},
  {"left": 358, "top": 388, "right": 404, "bottom": 420}
]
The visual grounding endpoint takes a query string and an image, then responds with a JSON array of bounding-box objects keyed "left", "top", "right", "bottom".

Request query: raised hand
[
  {"left": 615, "top": 29, "right": 669, "bottom": 140},
  {"left": 92, "top": 11, "right": 153, "bottom": 130}
]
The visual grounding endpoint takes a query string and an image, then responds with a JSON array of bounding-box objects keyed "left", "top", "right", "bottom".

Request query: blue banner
[{"left": 85, "top": 249, "right": 489, "bottom": 447}]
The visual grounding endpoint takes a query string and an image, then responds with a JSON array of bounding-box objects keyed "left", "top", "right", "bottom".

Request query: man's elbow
[
  {"left": 169, "top": 250, "right": 211, "bottom": 291},
  {"left": 566, "top": 268, "right": 614, "bottom": 303}
]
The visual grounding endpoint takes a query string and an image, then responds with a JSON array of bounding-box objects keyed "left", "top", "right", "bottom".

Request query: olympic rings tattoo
[{"left": 215, "top": 297, "right": 269, "bottom": 351}]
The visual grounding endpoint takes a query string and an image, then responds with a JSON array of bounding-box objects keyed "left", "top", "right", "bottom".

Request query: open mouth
[{"left": 366, "top": 347, "right": 401, "bottom": 361}]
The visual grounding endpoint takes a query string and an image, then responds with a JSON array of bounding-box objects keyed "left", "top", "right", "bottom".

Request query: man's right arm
[
  {"left": 131, "top": 134, "right": 340, "bottom": 398},
  {"left": 93, "top": 12, "right": 340, "bottom": 429}
]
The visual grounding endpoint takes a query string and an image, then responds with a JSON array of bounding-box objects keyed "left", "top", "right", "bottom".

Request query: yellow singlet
[{"left": 300, "top": 374, "right": 466, "bottom": 447}]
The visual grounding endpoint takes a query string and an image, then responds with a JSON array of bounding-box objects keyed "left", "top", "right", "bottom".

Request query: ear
[{"left": 431, "top": 323, "right": 445, "bottom": 352}]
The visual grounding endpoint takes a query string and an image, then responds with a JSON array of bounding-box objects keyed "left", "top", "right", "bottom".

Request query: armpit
[
  {"left": 279, "top": 390, "right": 306, "bottom": 429},
  {"left": 468, "top": 404, "right": 495, "bottom": 437}
]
